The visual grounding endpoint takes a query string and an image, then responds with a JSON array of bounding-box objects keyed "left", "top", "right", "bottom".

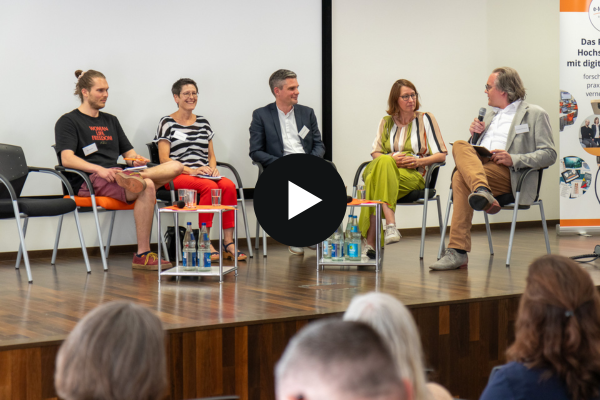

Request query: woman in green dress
[{"left": 360, "top": 79, "right": 447, "bottom": 257}]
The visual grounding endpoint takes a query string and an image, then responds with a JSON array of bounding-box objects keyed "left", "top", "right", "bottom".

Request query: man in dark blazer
[
  {"left": 249, "top": 69, "right": 325, "bottom": 167},
  {"left": 249, "top": 69, "right": 326, "bottom": 255}
]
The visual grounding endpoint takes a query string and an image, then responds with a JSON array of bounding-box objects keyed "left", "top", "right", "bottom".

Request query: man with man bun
[{"left": 55, "top": 69, "right": 182, "bottom": 270}]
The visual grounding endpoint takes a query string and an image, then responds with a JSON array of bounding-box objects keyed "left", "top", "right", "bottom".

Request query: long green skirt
[{"left": 358, "top": 155, "right": 425, "bottom": 241}]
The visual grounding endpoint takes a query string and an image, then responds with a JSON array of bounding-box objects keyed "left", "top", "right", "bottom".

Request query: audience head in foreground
[
  {"left": 344, "top": 292, "right": 452, "bottom": 400},
  {"left": 55, "top": 301, "right": 167, "bottom": 400},
  {"left": 276, "top": 319, "right": 409, "bottom": 400},
  {"left": 481, "top": 255, "right": 600, "bottom": 400}
]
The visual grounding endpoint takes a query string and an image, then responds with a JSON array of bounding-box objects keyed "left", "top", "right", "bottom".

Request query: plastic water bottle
[
  {"left": 347, "top": 216, "right": 361, "bottom": 261},
  {"left": 182, "top": 222, "right": 197, "bottom": 271},
  {"left": 331, "top": 223, "right": 345, "bottom": 261},
  {"left": 198, "top": 223, "right": 211, "bottom": 270},
  {"left": 322, "top": 231, "right": 334, "bottom": 260},
  {"left": 344, "top": 215, "right": 353, "bottom": 260}
]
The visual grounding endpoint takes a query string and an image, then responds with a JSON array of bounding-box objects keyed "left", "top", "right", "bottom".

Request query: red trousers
[{"left": 169, "top": 175, "right": 237, "bottom": 229}]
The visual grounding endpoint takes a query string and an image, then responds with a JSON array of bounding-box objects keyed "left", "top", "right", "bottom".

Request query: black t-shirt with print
[{"left": 55, "top": 109, "right": 134, "bottom": 194}]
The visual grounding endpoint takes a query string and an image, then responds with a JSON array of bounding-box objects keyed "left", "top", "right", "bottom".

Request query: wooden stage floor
[{"left": 1, "top": 226, "right": 600, "bottom": 400}]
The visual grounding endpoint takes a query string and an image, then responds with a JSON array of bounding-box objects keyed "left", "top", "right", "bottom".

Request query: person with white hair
[
  {"left": 344, "top": 292, "right": 452, "bottom": 400},
  {"left": 275, "top": 319, "right": 410, "bottom": 400}
]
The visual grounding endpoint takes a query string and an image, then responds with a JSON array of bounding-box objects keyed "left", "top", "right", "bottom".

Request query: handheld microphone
[
  {"left": 175, "top": 200, "right": 185, "bottom": 208},
  {"left": 472, "top": 108, "right": 486, "bottom": 144}
]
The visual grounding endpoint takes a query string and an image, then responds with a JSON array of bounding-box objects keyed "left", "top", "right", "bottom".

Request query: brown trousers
[{"left": 448, "top": 140, "right": 512, "bottom": 252}]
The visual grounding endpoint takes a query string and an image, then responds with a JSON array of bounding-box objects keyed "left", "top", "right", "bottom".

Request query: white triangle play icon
[{"left": 288, "top": 181, "right": 322, "bottom": 220}]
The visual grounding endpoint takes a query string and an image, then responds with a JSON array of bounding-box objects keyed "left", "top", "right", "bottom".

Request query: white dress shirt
[
  {"left": 480, "top": 100, "right": 522, "bottom": 150},
  {"left": 277, "top": 106, "right": 305, "bottom": 156}
]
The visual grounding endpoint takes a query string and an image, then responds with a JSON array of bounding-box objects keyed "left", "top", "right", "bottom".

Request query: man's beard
[{"left": 89, "top": 98, "right": 106, "bottom": 110}]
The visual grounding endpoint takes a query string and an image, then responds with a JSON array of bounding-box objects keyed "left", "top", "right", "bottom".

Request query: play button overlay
[
  {"left": 288, "top": 181, "right": 321, "bottom": 219},
  {"left": 253, "top": 154, "right": 347, "bottom": 247}
]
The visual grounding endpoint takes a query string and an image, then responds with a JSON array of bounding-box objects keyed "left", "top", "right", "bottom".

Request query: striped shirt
[{"left": 154, "top": 115, "right": 215, "bottom": 168}]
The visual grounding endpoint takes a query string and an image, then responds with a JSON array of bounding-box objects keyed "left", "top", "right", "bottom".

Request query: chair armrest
[
  {"left": 252, "top": 161, "right": 264, "bottom": 176},
  {"left": 424, "top": 162, "right": 446, "bottom": 189},
  {"left": 28, "top": 166, "right": 75, "bottom": 197},
  {"left": 217, "top": 162, "right": 244, "bottom": 189},
  {"left": 353, "top": 161, "right": 371, "bottom": 187},
  {"left": 54, "top": 165, "right": 95, "bottom": 196},
  {"left": 515, "top": 167, "right": 545, "bottom": 192},
  {"left": 0, "top": 172, "right": 18, "bottom": 201}
]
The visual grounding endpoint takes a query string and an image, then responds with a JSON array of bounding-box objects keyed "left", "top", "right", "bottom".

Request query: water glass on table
[
  {"left": 211, "top": 189, "right": 222, "bottom": 206},
  {"left": 178, "top": 189, "right": 187, "bottom": 203},
  {"left": 185, "top": 189, "right": 197, "bottom": 208},
  {"left": 356, "top": 185, "right": 366, "bottom": 200}
]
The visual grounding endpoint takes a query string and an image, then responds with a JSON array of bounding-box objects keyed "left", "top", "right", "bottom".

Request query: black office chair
[
  {"left": 350, "top": 160, "right": 445, "bottom": 259},
  {"left": 0, "top": 143, "right": 90, "bottom": 282},
  {"left": 146, "top": 142, "right": 253, "bottom": 257},
  {"left": 438, "top": 167, "right": 550, "bottom": 266}
]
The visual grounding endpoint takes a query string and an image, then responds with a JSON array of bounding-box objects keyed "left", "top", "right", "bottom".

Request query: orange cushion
[{"left": 64, "top": 195, "right": 136, "bottom": 210}]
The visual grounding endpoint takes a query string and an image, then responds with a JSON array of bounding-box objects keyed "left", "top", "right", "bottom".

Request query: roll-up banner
[{"left": 559, "top": 0, "right": 600, "bottom": 234}]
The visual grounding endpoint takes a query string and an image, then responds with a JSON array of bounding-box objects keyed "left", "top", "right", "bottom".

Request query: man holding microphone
[{"left": 430, "top": 67, "right": 556, "bottom": 271}]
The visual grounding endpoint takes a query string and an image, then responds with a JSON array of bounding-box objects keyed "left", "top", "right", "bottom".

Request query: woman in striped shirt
[
  {"left": 154, "top": 78, "right": 246, "bottom": 261},
  {"left": 360, "top": 79, "right": 447, "bottom": 258}
]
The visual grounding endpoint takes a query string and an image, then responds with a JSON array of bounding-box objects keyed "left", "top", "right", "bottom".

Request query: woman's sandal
[
  {"left": 210, "top": 251, "right": 220, "bottom": 262},
  {"left": 222, "top": 242, "right": 247, "bottom": 261}
]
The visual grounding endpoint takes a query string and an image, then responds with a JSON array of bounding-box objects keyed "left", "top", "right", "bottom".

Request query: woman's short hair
[
  {"left": 55, "top": 301, "right": 167, "bottom": 400},
  {"left": 74, "top": 69, "right": 106, "bottom": 103},
  {"left": 172, "top": 78, "right": 198, "bottom": 96},
  {"left": 386, "top": 79, "right": 420, "bottom": 116},
  {"left": 343, "top": 292, "right": 429, "bottom": 400},
  {"left": 492, "top": 67, "right": 526, "bottom": 103},
  {"left": 507, "top": 255, "right": 600, "bottom": 400}
]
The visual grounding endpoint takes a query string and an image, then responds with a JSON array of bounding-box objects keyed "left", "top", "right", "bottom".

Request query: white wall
[
  {"left": 0, "top": 0, "right": 321, "bottom": 251},
  {"left": 0, "top": 0, "right": 561, "bottom": 253},
  {"left": 332, "top": 0, "right": 559, "bottom": 230}
]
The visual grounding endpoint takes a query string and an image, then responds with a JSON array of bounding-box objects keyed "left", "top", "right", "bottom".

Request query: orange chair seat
[{"left": 65, "top": 195, "right": 136, "bottom": 210}]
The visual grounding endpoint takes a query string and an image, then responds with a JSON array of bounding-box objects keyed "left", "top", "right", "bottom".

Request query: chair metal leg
[
  {"left": 262, "top": 226, "right": 267, "bottom": 257},
  {"left": 506, "top": 193, "right": 521, "bottom": 267},
  {"left": 154, "top": 204, "right": 170, "bottom": 262},
  {"left": 483, "top": 213, "right": 494, "bottom": 255},
  {"left": 239, "top": 188, "right": 253, "bottom": 258},
  {"left": 51, "top": 215, "right": 64, "bottom": 265},
  {"left": 105, "top": 210, "right": 116, "bottom": 258},
  {"left": 16, "top": 217, "right": 29, "bottom": 269},
  {"left": 436, "top": 196, "right": 443, "bottom": 235},
  {"left": 12, "top": 204, "right": 32, "bottom": 282},
  {"left": 538, "top": 199, "right": 551, "bottom": 254},
  {"left": 255, "top": 220, "right": 260, "bottom": 251},
  {"left": 419, "top": 189, "right": 430, "bottom": 259},
  {"left": 91, "top": 197, "right": 108, "bottom": 271},
  {"left": 438, "top": 190, "right": 453, "bottom": 260},
  {"left": 72, "top": 209, "right": 91, "bottom": 273}
]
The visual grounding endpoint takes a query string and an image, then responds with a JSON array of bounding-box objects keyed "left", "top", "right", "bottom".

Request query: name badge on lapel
[
  {"left": 298, "top": 126, "right": 309, "bottom": 139},
  {"left": 515, "top": 124, "right": 529, "bottom": 134}
]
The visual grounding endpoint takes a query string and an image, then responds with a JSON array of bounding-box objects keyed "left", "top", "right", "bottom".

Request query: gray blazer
[
  {"left": 472, "top": 101, "right": 556, "bottom": 205},
  {"left": 249, "top": 103, "right": 325, "bottom": 167}
]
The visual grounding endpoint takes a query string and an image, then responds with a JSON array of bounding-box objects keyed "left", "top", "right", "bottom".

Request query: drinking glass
[
  {"left": 178, "top": 189, "right": 187, "bottom": 203},
  {"left": 356, "top": 185, "right": 366, "bottom": 200},
  {"left": 211, "top": 189, "right": 222, "bottom": 206},
  {"left": 185, "top": 189, "right": 197, "bottom": 208}
]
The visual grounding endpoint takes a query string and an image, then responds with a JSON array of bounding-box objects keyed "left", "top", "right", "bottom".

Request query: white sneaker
[
  {"left": 361, "top": 237, "right": 376, "bottom": 259},
  {"left": 289, "top": 246, "right": 304, "bottom": 255},
  {"left": 384, "top": 224, "right": 401, "bottom": 245}
]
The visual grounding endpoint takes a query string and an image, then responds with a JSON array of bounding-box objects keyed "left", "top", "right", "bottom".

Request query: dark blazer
[{"left": 249, "top": 102, "right": 325, "bottom": 167}]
